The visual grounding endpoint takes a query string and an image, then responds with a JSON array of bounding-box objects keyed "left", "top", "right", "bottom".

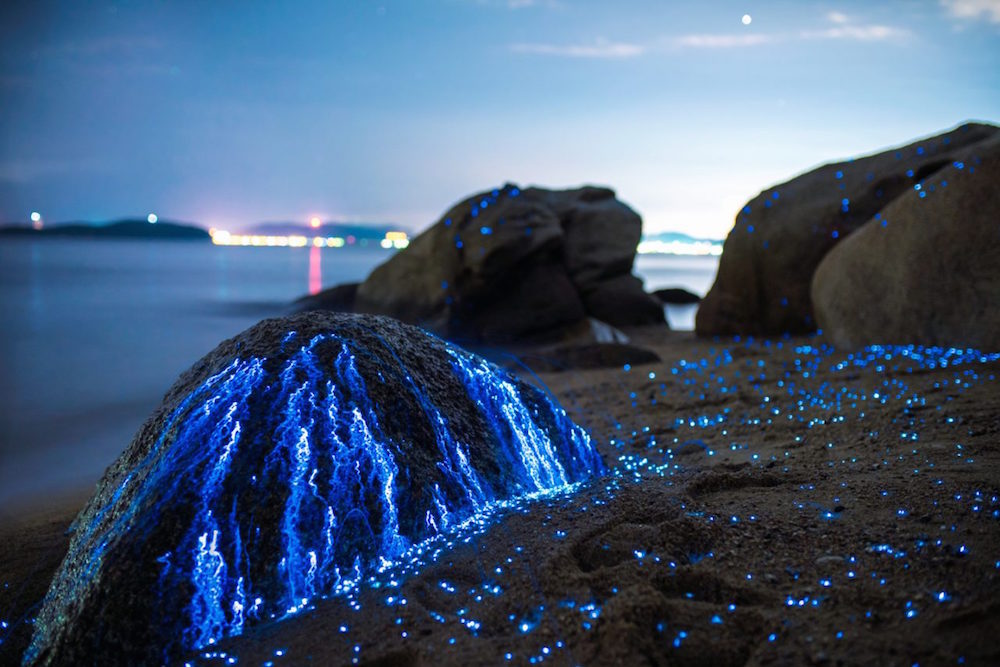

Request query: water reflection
[
  {"left": 214, "top": 247, "right": 230, "bottom": 301},
  {"left": 309, "top": 244, "right": 322, "bottom": 295},
  {"left": 28, "top": 242, "right": 44, "bottom": 333}
]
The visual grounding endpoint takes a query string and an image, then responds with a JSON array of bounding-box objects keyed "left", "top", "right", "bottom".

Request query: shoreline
[
  {"left": 0, "top": 486, "right": 91, "bottom": 532},
  {"left": 4, "top": 330, "right": 998, "bottom": 665}
]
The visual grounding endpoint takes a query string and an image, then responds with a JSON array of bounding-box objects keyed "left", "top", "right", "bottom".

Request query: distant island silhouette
[
  {"left": 0, "top": 218, "right": 724, "bottom": 251},
  {"left": 0, "top": 219, "right": 210, "bottom": 240}
]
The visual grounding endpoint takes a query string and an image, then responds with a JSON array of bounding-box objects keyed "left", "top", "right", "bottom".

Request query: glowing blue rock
[{"left": 26, "top": 313, "right": 604, "bottom": 666}]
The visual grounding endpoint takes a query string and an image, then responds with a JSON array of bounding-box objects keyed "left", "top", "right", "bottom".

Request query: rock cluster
[
  {"left": 305, "top": 184, "right": 664, "bottom": 344},
  {"left": 696, "top": 122, "right": 999, "bottom": 339}
]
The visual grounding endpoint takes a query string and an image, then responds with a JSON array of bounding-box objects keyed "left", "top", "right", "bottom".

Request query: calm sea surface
[{"left": 0, "top": 239, "right": 718, "bottom": 507}]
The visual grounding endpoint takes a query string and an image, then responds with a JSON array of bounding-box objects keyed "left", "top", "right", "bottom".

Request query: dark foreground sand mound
[{"left": 3, "top": 330, "right": 998, "bottom": 666}]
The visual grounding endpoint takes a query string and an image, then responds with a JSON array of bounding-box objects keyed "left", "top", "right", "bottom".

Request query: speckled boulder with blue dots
[
  {"left": 696, "top": 122, "right": 999, "bottom": 338},
  {"left": 353, "top": 184, "right": 665, "bottom": 343},
  {"left": 24, "top": 312, "right": 604, "bottom": 666},
  {"left": 812, "top": 134, "right": 1000, "bottom": 349}
]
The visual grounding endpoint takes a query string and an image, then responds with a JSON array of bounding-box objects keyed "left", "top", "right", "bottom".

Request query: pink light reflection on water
[{"left": 309, "top": 244, "right": 322, "bottom": 295}]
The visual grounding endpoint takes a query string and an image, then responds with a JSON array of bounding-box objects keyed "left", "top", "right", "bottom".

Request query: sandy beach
[
  {"left": 3, "top": 3, "right": 998, "bottom": 664},
  {"left": 3, "top": 328, "right": 997, "bottom": 666}
]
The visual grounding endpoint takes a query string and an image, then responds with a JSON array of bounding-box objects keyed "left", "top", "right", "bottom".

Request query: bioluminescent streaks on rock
[{"left": 24, "top": 313, "right": 604, "bottom": 666}]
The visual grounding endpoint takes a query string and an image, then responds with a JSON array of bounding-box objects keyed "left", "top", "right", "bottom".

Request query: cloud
[
  {"left": 509, "top": 12, "right": 906, "bottom": 59},
  {"left": 669, "top": 13, "right": 904, "bottom": 50},
  {"left": 509, "top": 39, "right": 645, "bottom": 58},
  {"left": 940, "top": 0, "right": 1000, "bottom": 22},
  {"left": 672, "top": 33, "right": 773, "bottom": 48},
  {"left": 0, "top": 158, "right": 111, "bottom": 185},
  {"left": 799, "top": 24, "right": 907, "bottom": 41},
  {"left": 475, "top": 0, "right": 562, "bottom": 8},
  {"left": 799, "top": 11, "right": 908, "bottom": 42},
  {"left": 29, "top": 36, "right": 176, "bottom": 79},
  {"left": 41, "top": 36, "right": 163, "bottom": 58}
]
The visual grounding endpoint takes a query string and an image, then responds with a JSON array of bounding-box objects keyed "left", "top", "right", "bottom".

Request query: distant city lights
[
  {"left": 381, "top": 231, "right": 408, "bottom": 249},
  {"left": 147, "top": 213, "right": 158, "bottom": 224},
  {"left": 207, "top": 228, "right": 711, "bottom": 255},
  {"left": 209, "top": 228, "right": 410, "bottom": 250},
  {"left": 309, "top": 216, "right": 322, "bottom": 229}
]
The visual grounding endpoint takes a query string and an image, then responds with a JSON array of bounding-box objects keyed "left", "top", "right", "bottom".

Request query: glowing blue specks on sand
[{"left": 52, "top": 331, "right": 602, "bottom": 657}]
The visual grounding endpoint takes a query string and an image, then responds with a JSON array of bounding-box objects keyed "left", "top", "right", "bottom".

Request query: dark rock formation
[
  {"left": 295, "top": 281, "right": 359, "bottom": 313},
  {"left": 653, "top": 287, "right": 701, "bottom": 305},
  {"left": 352, "top": 184, "right": 664, "bottom": 343},
  {"left": 812, "top": 134, "right": 1000, "bottom": 350},
  {"left": 25, "top": 313, "right": 604, "bottom": 666},
  {"left": 696, "top": 122, "right": 999, "bottom": 337},
  {"left": 581, "top": 273, "right": 665, "bottom": 327}
]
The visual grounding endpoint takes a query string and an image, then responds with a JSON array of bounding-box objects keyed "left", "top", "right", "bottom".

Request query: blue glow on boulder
[{"left": 26, "top": 316, "right": 604, "bottom": 665}]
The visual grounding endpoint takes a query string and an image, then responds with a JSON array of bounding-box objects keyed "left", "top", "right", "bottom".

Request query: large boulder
[
  {"left": 353, "top": 184, "right": 664, "bottom": 343},
  {"left": 696, "top": 122, "right": 999, "bottom": 337},
  {"left": 812, "top": 135, "right": 1000, "bottom": 350},
  {"left": 26, "top": 313, "right": 604, "bottom": 666}
]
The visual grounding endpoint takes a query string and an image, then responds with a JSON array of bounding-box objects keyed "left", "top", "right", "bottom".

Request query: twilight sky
[{"left": 1, "top": 1, "right": 998, "bottom": 237}]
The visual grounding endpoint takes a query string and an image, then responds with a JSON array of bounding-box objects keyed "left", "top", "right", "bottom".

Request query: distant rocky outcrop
[
  {"left": 653, "top": 287, "right": 701, "bottom": 305},
  {"left": 340, "top": 184, "right": 664, "bottom": 344},
  {"left": 812, "top": 134, "right": 1000, "bottom": 350},
  {"left": 26, "top": 312, "right": 604, "bottom": 666},
  {"left": 696, "top": 122, "right": 999, "bottom": 337},
  {"left": 0, "top": 220, "right": 210, "bottom": 240}
]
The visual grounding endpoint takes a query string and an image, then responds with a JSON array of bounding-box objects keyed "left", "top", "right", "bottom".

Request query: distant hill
[
  {"left": 640, "top": 231, "right": 722, "bottom": 245},
  {"left": 247, "top": 222, "right": 399, "bottom": 239},
  {"left": 636, "top": 230, "right": 723, "bottom": 255},
  {"left": 0, "top": 220, "right": 210, "bottom": 240}
]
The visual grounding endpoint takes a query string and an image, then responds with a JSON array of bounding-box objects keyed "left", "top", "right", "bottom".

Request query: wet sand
[{"left": 2, "top": 329, "right": 999, "bottom": 666}]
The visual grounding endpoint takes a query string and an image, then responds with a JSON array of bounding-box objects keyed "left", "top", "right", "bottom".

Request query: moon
[{"left": 742, "top": 14, "right": 752, "bottom": 25}]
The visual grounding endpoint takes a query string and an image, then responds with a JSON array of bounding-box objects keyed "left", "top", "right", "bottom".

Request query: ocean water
[
  {"left": 634, "top": 253, "right": 720, "bottom": 330},
  {"left": 0, "top": 239, "right": 718, "bottom": 508}
]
